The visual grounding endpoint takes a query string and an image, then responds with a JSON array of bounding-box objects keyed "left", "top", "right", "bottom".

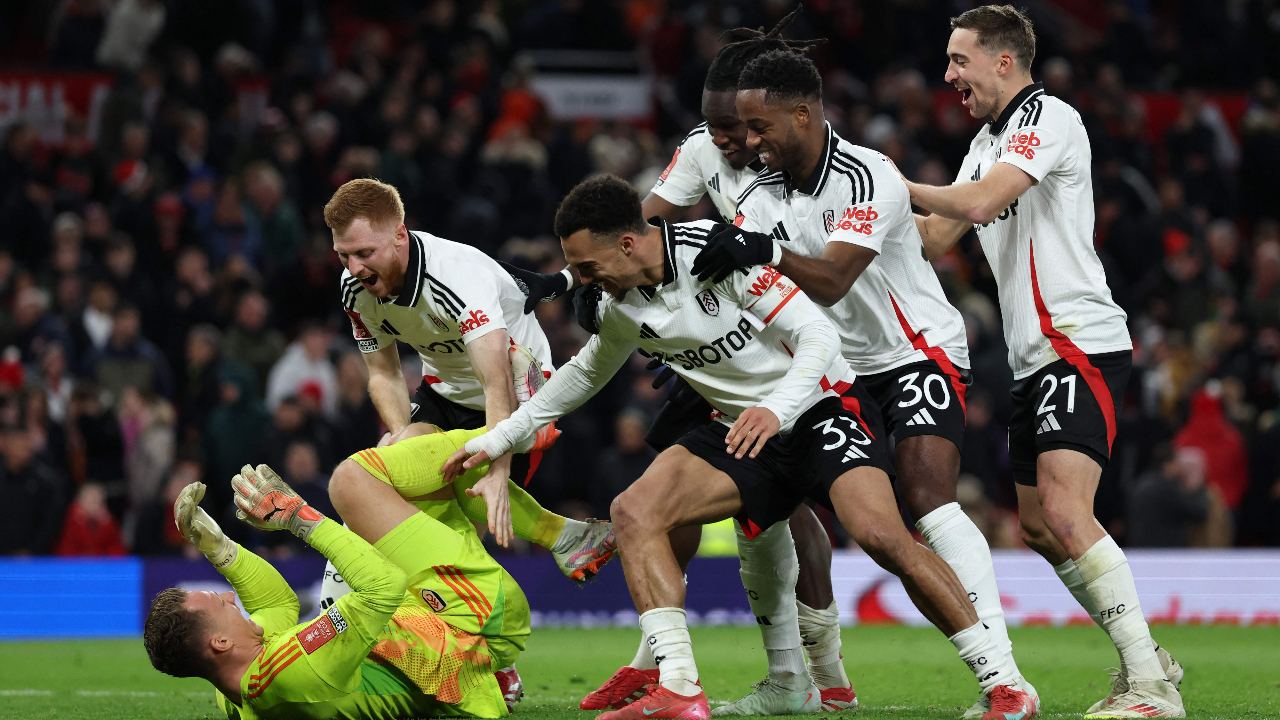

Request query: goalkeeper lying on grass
[{"left": 144, "top": 427, "right": 542, "bottom": 719}]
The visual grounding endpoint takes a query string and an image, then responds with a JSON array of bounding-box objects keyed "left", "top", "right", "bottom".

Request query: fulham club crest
[
  {"left": 823, "top": 209, "right": 836, "bottom": 234},
  {"left": 697, "top": 289, "right": 720, "bottom": 316},
  {"left": 421, "top": 588, "right": 448, "bottom": 612}
]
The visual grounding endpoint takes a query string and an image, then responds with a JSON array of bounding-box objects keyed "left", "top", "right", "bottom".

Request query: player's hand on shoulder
[
  {"left": 724, "top": 406, "right": 781, "bottom": 460},
  {"left": 572, "top": 283, "right": 603, "bottom": 334},
  {"left": 692, "top": 222, "right": 779, "bottom": 283},
  {"left": 499, "top": 260, "right": 572, "bottom": 314}
]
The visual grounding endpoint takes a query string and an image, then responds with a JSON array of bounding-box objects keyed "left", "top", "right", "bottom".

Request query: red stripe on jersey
[
  {"left": 888, "top": 292, "right": 967, "bottom": 415},
  {"left": 1028, "top": 239, "right": 1117, "bottom": 450},
  {"left": 246, "top": 650, "right": 302, "bottom": 698},
  {"left": 434, "top": 566, "right": 487, "bottom": 626},
  {"left": 446, "top": 567, "right": 493, "bottom": 614},
  {"left": 252, "top": 639, "right": 300, "bottom": 679},
  {"left": 761, "top": 287, "right": 799, "bottom": 324}
]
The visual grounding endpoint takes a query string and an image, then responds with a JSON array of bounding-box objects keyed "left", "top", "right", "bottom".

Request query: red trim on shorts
[
  {"left": 1028, "top": 239, "right": 1117, "bottom": 450},
  {"left": 738, "top": 517, "right": 763, "bottom": 540},
  {"left": 424, "top": 375, "right": 441, "bottom": 385},
  {"left": 839, "top": 396, "right": 875, "bottom": 440},
  {"left": 888, "top": 292, "right": 967, "bottom": 415}
]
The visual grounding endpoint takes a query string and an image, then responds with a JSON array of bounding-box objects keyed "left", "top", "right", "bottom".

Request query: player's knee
[
  {"left": 854, "top": 523, "right": 909, "bottom": 573},
  {"left": 1018, "top": 513, "right": 1057, "bottom": 556},
  {"left": 329, "top": 458, "right": 371, "bottom": 516},
  {"left": 610, "top": 488, "right": 655, "bottom": 539}
]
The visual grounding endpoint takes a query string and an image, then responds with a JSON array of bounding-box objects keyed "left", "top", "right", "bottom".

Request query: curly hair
[
  {"left": 553, "top": 175, "right": 648, "bottom": 242},
  {"left": 703, "top": 5, "right": 827, "bottom": 93},
  {"left": 738, "top": 48, "right": 823, "bottom": 105},
  {"left": 950, "top": 5, "right": 1037, "bottom": 72},
  {"left": 143, "top": 588, "right": 214, "bottom": 679}
]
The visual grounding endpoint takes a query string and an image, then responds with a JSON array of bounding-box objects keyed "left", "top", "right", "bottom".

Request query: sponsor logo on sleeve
[
  {"left": 345, "top": 310, "right": 373, "bottom": 339},
  {"left": 421, "top": 588, "right": 448, "bottom": 612},
  {"left": 297, "top": 615, "right": 337, "bottom": 654},
  {"left": 747, "top": 267, "right": 782, "bottom": 297},
  {"left": 658, "top": 148, "right": 680, "bottom": 183},
  {"left": 1006, "top": 130, "right": 1040, "bottom": 159},
  {"left": 696, "top": 289, "right": 720, "bottom": 316},
  {"left": 458, "top": 309, "right": 490, "bottom": 335},
  {"left": 325, "top": 605, "right": 348, "bottom": 633},
  {"left": 834, "top": 205, "right": 878, "bottom": 235}
]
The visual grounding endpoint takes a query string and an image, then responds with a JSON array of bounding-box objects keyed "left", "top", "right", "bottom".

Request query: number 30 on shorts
[
  {"left": 897, "top": 371, "right": 951, "bottom": 410},
  {"left": 813, "top": 417, "right": 872, "bottom": 462}
]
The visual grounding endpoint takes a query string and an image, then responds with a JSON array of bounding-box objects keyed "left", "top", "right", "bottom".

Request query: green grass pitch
[{"left": 1, "top": 625, "right": 1277, "bottom": 719}]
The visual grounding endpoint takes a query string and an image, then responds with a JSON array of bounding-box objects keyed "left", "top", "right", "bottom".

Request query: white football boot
[
  {"left": 711, "top": 678, "right": 823, "bottom": 716},
  {"left": 1084, "top": 678, "right": 1184, "bottom": 719},
  {"left": 1086, "top": 644, "right": 1184, "bottom": 714}
]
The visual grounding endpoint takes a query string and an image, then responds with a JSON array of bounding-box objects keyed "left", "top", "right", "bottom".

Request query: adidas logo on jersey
[
  {"left": 905, "top": 408, "right": 937, "bottom": 426},
  {"left": 638, "top": 323, "right": 661, "bottom": 339},
  {"left": 708, "top": 173, "right": 720, "bottom": 192},
  {"left": 769, "top": 221, "right": 791, "bottom": 244},
  {"left": 1036, "top": 413, "right": 1062, "bottom": 434}
]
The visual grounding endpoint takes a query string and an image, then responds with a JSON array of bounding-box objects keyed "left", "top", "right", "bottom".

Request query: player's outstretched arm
[
  {"left": 915, "top": 212, "right": 975, "bottom": 261},
  {"left": 641, "top": 192, "right": 690, "bottom": 222},
  {"left": 362, "top": 344, "right": 413, "bottom": 434},
  {"left": 173, "top": 481, "right": 300, "bottom": 633},
  {"left": 464, "top": 329, "right": 519, "bottom": 546},
  {"left": 444, "top": 330, "right": 636, "bottom": 479},
  {"left": 905, "top": 162, "right": 1035, "bottom": 226}
]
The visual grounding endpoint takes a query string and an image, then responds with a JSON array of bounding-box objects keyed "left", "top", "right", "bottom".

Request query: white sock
[
  {"left": 630, "top": 634, "right": 657, "bottom": 670},
  {"left": 949, "top": 621, "right": 1020, "bottom": 692},
  {"left": 551, "top": 518, "right": 589, "bottom": 554},
  {"left": 917, "top": 503, "right": 1018, "bottom": 676},
  {"left": 319, "top": 559, "right": 351, "bottom": 609},
  {"left": 797, "top": 600, "right": 850, "bottom": 690},
  {"left": 1053, "top": 558, "right": 1102, "bottom": 627},
  {"left": 736, "top": 520, "right": 810, "bottom": 690},
  {"left": 639, "top": 607, "right": 700, "bottom": 696},
  {"left": 1075, "top": 535, "right": 1164, "bottom": 681}
]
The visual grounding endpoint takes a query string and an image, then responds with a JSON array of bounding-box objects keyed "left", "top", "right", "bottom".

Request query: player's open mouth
[
  {"left": 959, "top": 87, "right": 972, "bottom": 104},
  {"left": 360, "top": 274, "right": 379, "bottom": 288}
]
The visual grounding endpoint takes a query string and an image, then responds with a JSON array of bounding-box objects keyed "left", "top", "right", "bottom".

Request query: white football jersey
[
  {"left": 958, "top": 83, "right": 1130, "bottom": 379},
  {"left": 734, "top": 124, "right": 970, "bottom": 376},
  {"left": 650, "top": 123, "right": 765, "bottom": 222},
  {"left": 492, "top": 219, "right": 854, "bottom": 439},
  {"left": 341, "top": 231, "right": 555, "bottom": 410}
]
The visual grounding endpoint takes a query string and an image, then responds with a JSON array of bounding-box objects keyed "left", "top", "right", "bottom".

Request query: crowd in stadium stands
[{"left": 0, "top": 0, "right": 1278, "bottom": 560}]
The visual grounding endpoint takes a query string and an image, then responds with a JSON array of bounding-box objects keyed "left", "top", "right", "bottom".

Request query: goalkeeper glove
[
  {"left": 232, "top": 464, "right": 325, "bottom": 541},
  {"left": 690, "top": 223, "right": 782, "bottom": 283},
  {"left": 499, "top": 261, "right": 573, "bottom": 314},
  {"left": 174, "top": 482, "right": 238, "bottom": 569}
]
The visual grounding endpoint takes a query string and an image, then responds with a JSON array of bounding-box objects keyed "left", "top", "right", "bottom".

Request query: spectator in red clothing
[
  {"left": 1174, "top": 380, "right": 1249, "bottom": 510},
  {"left": 55, "top": 482, "right": 126, "bottom": 556}
]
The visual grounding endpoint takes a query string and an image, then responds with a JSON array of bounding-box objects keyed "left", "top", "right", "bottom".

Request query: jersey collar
[
  {"left": 635, "top": 216, "right": 677, "bottom": 302},
  {"left": 388, "top": 231, "right": 426, "bottom": 307},
  {"left": 784, "top": 122, "right": 836, "bottom": 197},
  {"left": 988, "top": 81, "right": 1045, "bottom": 135}
]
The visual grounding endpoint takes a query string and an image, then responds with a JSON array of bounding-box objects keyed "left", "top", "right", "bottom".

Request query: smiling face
[
  {"left": 945, "top": 28, "right": 1017, "bottom": 120},
  {"left": 701, "top": 89, "right": 756, "bottom": 170},
  {"left": 735, "top": 88, "right": 808, "bottom": 174},
  {"left": 332, "top": 217, "right": 410, "bottom": 298},
  {"left": 560, "top": 229, "right": 646, "bottom": 299}
]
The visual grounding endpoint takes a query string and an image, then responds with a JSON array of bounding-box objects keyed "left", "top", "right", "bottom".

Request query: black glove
[
  {"left": 498, "top": 260, "right": 571, "bottom": 314},
  {"left": 572, "top": 283, "right": 603, "bottom": 335},
  {"left": 645, "top": 357, "right": 676, "bottom": 389},
  {"left": 690, "top": 223, "right": 778, "bottom": 283}
]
